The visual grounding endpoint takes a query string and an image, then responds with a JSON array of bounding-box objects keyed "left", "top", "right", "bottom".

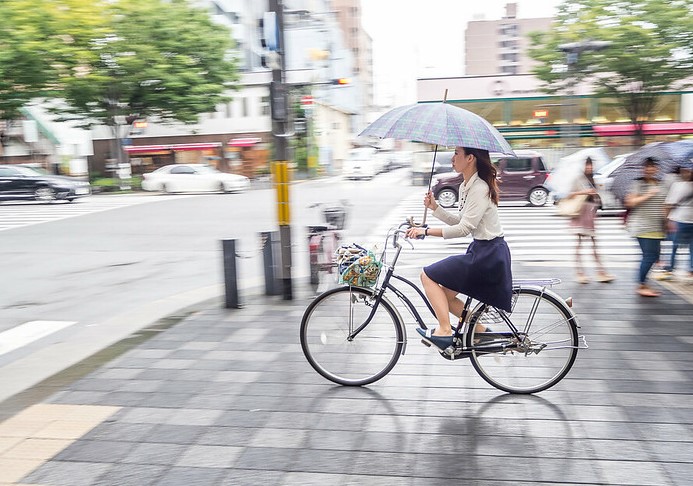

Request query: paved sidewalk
[{"left": 1, "top": 262, "right": 692, "bottom": 485}]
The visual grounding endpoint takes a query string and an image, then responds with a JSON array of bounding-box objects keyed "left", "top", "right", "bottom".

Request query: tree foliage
[
  {"left": 529, "top": 0, "right": 693, "bottom": 141},
  {"left": 0, "top": 0, "right": 239, "bottom": 129},
  {"left": 0, "top": 0, "right": 110, "bottom": 122}
]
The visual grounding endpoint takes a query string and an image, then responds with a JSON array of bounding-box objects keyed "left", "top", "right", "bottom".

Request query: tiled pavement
[{"left": 0, "top": 261, "right": 692, "bottom": 486}]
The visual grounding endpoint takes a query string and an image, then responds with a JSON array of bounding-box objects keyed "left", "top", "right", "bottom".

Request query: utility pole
[{"left": 268, "top": 0, "right": 293, "bottom": 300}]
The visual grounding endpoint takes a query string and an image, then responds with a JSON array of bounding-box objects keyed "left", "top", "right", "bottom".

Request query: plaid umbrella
[
  {"left": 358, "top": 102, "right": 515, "bottom": 155},
  {"left": 610, "top": 141, "right": 693, "bottom": 201}
]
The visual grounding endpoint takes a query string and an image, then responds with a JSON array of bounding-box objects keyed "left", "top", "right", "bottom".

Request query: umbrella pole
[
  {"left": 421, "top": 144, "right": 440, "bottom": 225},
  {"left": 421, "top": 89, "right": 448, "bottom": 226}
]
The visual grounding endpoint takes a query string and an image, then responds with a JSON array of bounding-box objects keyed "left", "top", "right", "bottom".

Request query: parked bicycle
[
  {"left": 307, "top": 201, "right": 350, "bottom": 293},
  {"left": 300, "top": 222, "right": 587, "bottom": 394}
]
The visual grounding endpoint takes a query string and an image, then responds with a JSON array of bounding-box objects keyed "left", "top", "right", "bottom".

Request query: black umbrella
[{"left": 610, "top": 141, "right": 693, "bottom": 201}]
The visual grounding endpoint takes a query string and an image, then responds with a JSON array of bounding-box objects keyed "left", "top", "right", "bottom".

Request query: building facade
[
  {"left": 87, "top": 0, "right": 365, "bottom": 177},
  {"left": 465, "top": 3, "right": 551, "bottom": 76},
  {"left": 418, "top": 74, "right": 693, "bottom": 165}
]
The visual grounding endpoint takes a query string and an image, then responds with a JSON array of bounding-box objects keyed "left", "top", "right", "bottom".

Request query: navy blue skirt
[{"left": 423, "top": 237, "right": 513, "bottom": 312}]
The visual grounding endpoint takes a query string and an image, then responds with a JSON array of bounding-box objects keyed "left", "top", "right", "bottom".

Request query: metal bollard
[
  {"left": 222, "top": 239, "right": 241, "bottom": 308},
  {"left": 261, "top": 231, "right": 282, "bottom": 296}
]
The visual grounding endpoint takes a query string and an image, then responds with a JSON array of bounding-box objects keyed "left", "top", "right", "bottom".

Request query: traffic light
[{"left": 332, "top": 78, "right": 351, "bottom": 86}]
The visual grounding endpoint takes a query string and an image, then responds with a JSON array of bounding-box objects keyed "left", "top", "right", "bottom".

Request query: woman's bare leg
[
  {"left": 575, "top": 235, "right": 584, "bottom": 276},
  {"left": 421, "top": 271, "right": 452, "bottom": 336}
]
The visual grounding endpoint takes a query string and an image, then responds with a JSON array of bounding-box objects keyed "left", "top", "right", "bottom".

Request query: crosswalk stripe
[
  {"left": 0, "top": 194, "right": 194, "bottom": 232},
  {"left": 361, "top": 193, "right": 648, "bottom": 263}
]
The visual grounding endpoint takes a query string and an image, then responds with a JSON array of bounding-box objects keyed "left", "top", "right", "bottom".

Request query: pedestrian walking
[
  {"left": 624, "top": 157, "right": 668, "bottom": 297},
  {"left": 405, "top": 146, "right": 513, "bottom": 350},
  {"left": 662, "top": 167, "right": 693, "bottom": 279},
  {"left": 568, "top": 157, "right": 615, "bottom": 284}
]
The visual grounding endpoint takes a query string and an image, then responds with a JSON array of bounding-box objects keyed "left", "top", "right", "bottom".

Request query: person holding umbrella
[
  {"left": 567, "top": 157, "right": 615, "bottom": 284},
  {"left": 625, "top": 157, "right": 668, "bottom": 297},
  {"left": 405, "top": 146, "right": 513, "bottom": 349}
]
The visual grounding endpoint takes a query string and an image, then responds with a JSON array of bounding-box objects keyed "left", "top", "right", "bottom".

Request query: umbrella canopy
[
  {"left": 545, "top": 147, "right": 612, "bottom": 198},
  {"left": 358, "top": 102, "right": 515, "bottom": 156},
  {"left": 610, "top": 141, "right": 693, "bottom": 201}
]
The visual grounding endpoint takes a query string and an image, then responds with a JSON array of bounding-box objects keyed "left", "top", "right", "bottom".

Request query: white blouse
[{"left": 431, "top": 172, "right": 504, "bottom": 240}]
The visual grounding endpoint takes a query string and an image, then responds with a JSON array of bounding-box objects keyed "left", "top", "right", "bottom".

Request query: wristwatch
[{"left": 424, "top": 228, "right": 429, "bottom": 236}]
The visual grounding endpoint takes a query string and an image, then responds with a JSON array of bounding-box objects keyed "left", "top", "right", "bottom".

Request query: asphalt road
[{"left": 0, "top": 169, "right": 414, "bottom": 401}]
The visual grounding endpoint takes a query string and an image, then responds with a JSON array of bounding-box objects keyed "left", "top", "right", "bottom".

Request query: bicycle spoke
[
  {"left": 468, "top": 287, "right": 578, "bottom": 394},
  {"left": 301, "top": 287, "right": 403, "bottom": 386}
]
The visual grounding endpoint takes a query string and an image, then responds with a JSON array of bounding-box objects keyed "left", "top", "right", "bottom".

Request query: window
[
  {"left": 241, "top": 98, "right": 248, "bottom": 117},
  {"left": 501, "top": 65, "right": 517, "bottom": 74},
  {"left": 504, "top": 158, "right": 532, "bottom": 172},
  {"left": 170, "top": 165, "right": 195, "bottom": 175},
  {"left": 261, "top": 96, "right": 270, "bottom": 116},
  {"left": 499, "top": 24, "right": 518, "bottom": 36},
  {"left": 0, "top": 167, "right": 18, "bottom": 177}
]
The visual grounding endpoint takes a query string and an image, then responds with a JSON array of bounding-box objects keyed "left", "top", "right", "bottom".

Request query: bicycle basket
[
  {"left": 323, "top": 207, "right": 348, "bottom": 230},
  {"left": 335, "top": 244, "right": 382, "bottom": 287}
]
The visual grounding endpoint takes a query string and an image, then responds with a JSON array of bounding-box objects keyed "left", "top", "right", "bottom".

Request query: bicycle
[
  {"left": 300, "top": 222, "right": 587, "bottom": 394},
  {"left": 307, "top": 201, "right": 349, "bottom": 292}
]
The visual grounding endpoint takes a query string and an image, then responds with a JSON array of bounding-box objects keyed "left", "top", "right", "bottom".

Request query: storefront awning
[
  {"left": 593, "top": 122, "right": 693, "bottom": 137},
  {"left": 228, "top": 137, "right": 262, "bottom": 147},
  {"left": 123, "top": 142, "right": 222, "bottom": 154}
]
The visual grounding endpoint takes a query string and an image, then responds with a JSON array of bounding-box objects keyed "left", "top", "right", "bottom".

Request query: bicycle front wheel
[
  {"left": 300, "top": 286, "right": 404, "bottom": 386},
  {"left": 466, "top": 287, "right": 579, "bottom": 394}
]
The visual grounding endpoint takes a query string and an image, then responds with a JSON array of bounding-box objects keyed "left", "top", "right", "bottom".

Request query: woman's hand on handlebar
[
  {"left": 405, "top": 226, "right": 426, "bottom": 239},
  {"left": 424, "top": 191, "right": 438, "bottom": 211}
]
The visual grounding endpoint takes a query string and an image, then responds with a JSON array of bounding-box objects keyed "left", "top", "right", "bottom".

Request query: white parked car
[
  {"left": 593, "top": 153, "right": 632, "bottom": 210},
  {"left": 342, "top": 147, "right": 379, "bottom": 180},
  {"left": 141, "top": 164, "right": 250, "bottom": 194}
]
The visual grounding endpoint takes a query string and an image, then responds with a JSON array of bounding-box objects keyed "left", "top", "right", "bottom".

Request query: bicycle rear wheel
[
  {"left": 300, "top": 286, "right": 404, "bottom": 386},
  {"left": 466, "top": 287, "right": 579, "bottom": 394}
]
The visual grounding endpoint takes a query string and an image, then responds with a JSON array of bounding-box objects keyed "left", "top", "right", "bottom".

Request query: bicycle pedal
[{"left": 421, "top": 339, "right": 431, "bottom": 348}]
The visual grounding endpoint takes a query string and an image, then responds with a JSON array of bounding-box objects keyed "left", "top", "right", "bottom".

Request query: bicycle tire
[
  {"left": 300, "top": 286, "right": 405, "bottom": 386},
  {"left": 466, "top": 287, "right": 579, "bottom": 394}
]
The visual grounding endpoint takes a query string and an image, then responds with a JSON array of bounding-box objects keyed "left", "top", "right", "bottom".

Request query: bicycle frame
[{"left": 345, "top": 227, "right": 583, "bottom": 357}]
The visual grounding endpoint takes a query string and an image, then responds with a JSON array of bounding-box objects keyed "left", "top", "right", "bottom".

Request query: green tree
[
  {"left": 0, "top": 0, "right": 109, "bottom": 151},
  {"left": 529, "top": 0, "right": 693, "bottom": 143},
  {"left": 58, "top": 0, "right": 239, "bottom": 128},
  {"left": 0, "top": 0, "right": 239, "bottom": 159}
]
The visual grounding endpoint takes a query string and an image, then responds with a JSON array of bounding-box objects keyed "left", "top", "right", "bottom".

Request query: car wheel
[
  {"left": 161, "top": 184, "right": 172, "bottom": 194},
  {"left": 528, "top": 187, "right": 549, "bottom": 207},
  {"left": 34, "top": 186, "right": 56, "bottom": 202},
  {"left": 436, "top": 188, "right": 458, "bottom": 208},
  {"left": 219, "top": 182, "right": 228, "bottom": 193}
]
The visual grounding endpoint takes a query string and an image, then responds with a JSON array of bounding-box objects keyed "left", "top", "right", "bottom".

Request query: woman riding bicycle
[{"left": 405, "top": 146, "right": 513, "bottom": 350}]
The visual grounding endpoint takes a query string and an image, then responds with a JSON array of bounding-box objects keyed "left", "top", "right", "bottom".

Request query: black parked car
[{"left": 0, "top": 165, "right": 91, "bottom": 203}]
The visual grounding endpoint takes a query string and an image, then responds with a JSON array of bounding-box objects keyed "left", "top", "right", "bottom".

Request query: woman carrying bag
[{"left": 568, "top": 157, "right": 614, "bottom": 284}]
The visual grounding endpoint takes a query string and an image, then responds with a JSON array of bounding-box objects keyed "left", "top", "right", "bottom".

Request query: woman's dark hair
[
  {"left": 643, "top": 157, "right": 658, "bottom": 167},
  {"left": 463, "top": 147, "right": 500, "bottom": 205},
  {"left": 584, "top": 156, "right": 595, "bottom": 185}
]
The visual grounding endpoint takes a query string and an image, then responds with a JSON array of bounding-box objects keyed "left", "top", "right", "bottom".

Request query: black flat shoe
[{"left": 416, "top": 327, "right": 453, "bottom": 350}]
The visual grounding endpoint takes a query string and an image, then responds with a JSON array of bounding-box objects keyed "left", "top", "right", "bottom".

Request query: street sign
[{"left": 300, "top": 95, "right": 314, "bottom": 108}]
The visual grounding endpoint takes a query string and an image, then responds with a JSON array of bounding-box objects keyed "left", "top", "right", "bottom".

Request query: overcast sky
[{"left": 361, "top": 0, "right": 563, "bottom": 107}]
